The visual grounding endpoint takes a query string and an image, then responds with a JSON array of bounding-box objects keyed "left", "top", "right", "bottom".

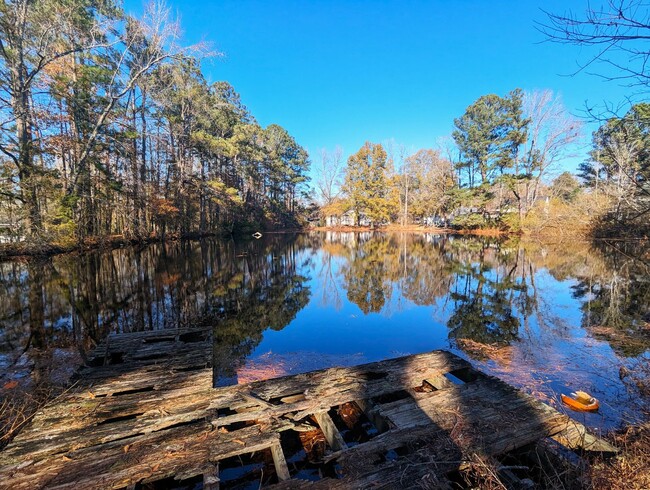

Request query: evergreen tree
[{"left": 452, "top": 90, "right": 526, "bottom": 188}]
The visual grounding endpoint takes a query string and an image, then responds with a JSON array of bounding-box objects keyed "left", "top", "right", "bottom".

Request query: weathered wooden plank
[
  {"left": 5, "top": 353, "right": 468, "bottom": 464},
  {"left": 3, "top": 421, "right": 290, "bottom": 490},
  {"left": 270, "top": 439, "right": 458, "bottom": 489},
  {"left": 3, "top": 353, "right": 465, "bottom": 464},
  {"left": 365, "top": 377, "right": 588, "bottom": 457},
  {"left": 76, "top": 368, "right": 210, "bottom": 395},
  {"left": 88, "top": 327, "right": 210, "bottom": 350},
  {"left": 425, "top": 374, "right": 456, "bottom": 390},
  {"left": 551, "top": 423, "right": 618, "bottom": 453},
  {"left": 203, "top": 463, "right": 220, "bottom": 490},
  {"left": 271, "top": 442, "right": 291, "bottom": 481},
  {"left": 313, "top": 412, "right": 347, "bottom": 451},
  {"left": 84, "top": 331, "right": 209, "bottom": 360},
  {"left": 323, "top": 424, "right": 463, "bottom": 466},
  {"left": 247, "top": 350, "right": 470, "bottom": 402},
  {"left": 355, "top": 398, "right": 390, "bottom": 433},
  {"left": 241, "top": 391, "right": 275, "bottom": 409},
  {"left": 1, "top": 351, "right": 465, "bottom": 484},
  {"left": 79, "top": 351, "right": 213, "bottom": 383},
  {"left": 279, "top": 394, "right": 306, "bottom": 404},
  {"left": 0, "top": 349, "right": 615, "bottom": 490}
]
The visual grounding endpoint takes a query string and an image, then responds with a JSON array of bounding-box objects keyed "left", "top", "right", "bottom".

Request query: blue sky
[{"left": 124, "top": 0, "right": 633, "bottom": 174}]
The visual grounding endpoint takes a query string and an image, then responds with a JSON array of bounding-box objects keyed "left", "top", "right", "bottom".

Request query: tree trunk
[{"left": 12, "top": 55, "right": 41, "bottom": 236}]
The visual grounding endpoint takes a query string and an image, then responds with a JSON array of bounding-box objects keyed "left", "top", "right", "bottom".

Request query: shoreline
[
  {"left": 309, "top": 224, "right": 509, "bottom": 236},
  {"left": 1, "top": 225, "right": 643, "bottom": 261},
  {"left": 0, "top": 232, "right": 216, "bottom": 261},
  {"left": 0, "top": 228, "right": 311, "bottom": 261}
]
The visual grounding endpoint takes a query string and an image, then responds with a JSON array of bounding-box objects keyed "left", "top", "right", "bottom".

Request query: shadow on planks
[{"left": 0, "top": 327, "right": 617, "bottom": 489}]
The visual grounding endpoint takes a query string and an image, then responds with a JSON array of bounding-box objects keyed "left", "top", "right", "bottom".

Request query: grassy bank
[{"left": 588, "top": 422, "right": 650, "bottom": 490}]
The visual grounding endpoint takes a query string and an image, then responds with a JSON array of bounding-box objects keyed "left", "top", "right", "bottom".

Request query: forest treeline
[
  {"left": 1, "top": 1, "right": 648, "bottom": 248},
  {"left": 0, "top": 0, "right": 310, "bottom": 245},
  {"left": 316, "top": 0, "right": 650, "bottom": 238},
  {"left": 317, "top": 92, "right": 650, "bottom": 237}
]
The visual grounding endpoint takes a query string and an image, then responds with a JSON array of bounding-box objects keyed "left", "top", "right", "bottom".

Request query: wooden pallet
[{"left": 0, "top": 328, "right": 616, "bottom": 489}]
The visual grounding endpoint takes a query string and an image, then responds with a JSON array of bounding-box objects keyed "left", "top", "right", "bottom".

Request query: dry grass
[
  {"left": 455, "top": 454, "right": 510, "bottom": 490},
  {"left": 438, "top": 424, "right": 650, "bottom": 489},
  {"left": 0, "top": 385, "right": 56, "bottom": 449},
  {"left": 402, "top": 401, "right": 650, "bottom": 489},
  {"left": 454, "top": 338, "right": 513, "bottom": 364},
  {"left": 587, "top": 422, "right": 650, "bottom": 490},
  {"left": 0, "top": 362, "right": 77, "bottom": 449}
]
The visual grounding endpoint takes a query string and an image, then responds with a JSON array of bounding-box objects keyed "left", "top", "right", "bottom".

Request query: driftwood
[{"left": 0, "top": 328, "right": 616, "bottom": 489}]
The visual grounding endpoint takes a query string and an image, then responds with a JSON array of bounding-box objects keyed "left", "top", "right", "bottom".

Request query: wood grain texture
[{"left": 0, "top": 328, "right": 615, "bottom": 489}]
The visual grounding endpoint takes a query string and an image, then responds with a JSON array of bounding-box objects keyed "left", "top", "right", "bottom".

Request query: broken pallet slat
[
  {"left": 0, "top": 338, "right": 616, "bottom": 490},
  {"left": 270, "top": 442, "right": 291, "bottom": 481},
  {"left": 313, "top": 412, "right": 347, "bottom": 451},
  {"left": 202, "top": 463, "right": 219, "bottom": 490}
]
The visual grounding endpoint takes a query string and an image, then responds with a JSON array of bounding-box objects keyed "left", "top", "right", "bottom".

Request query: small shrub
[{"left": 451, "top": 213, "right": 490, "bottom": 229}]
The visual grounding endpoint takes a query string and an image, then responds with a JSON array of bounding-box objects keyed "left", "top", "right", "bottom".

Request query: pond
[{"left": 1, "top": 232, "right": 649, "bottom": 431}]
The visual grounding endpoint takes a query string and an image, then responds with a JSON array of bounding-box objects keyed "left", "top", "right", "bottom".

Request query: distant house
[
  {"left": 321, "top": 199, "right": 371, "bottom": 227},
  {"left": 324, "top": 210, "right": 370, "bottom": 227},
  {"left": 422, "top": 216, "right": 448, "bottom": 227},
  {"left": 325, "top": 210, "right": 353, "bottom": 227}
]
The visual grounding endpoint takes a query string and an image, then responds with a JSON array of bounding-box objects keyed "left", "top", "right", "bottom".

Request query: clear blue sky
[{"left": 124, "top": 0, "right": 633, "bottom": 174}]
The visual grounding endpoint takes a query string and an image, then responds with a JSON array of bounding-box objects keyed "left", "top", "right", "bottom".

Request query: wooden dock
[{"left": 0, "top": 328, "right": 616, "bottom": 489}]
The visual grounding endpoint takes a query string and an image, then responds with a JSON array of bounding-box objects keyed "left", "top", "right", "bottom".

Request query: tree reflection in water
[
  {"left": 0, "top": 234, "right": 312, "bottom": 387},
  {"left": 211, "top": 240, "right": 311, "bottom": 385},
  {"left": 343, "top": 236, "right": 394, "bottom": 314},
  {"left": 0, "top": 232, "right": 648, "bottom": 425},
  {"left": 329, "top": 234, "right": 533, "bottom": 345},
  {"left": 319, "top": 234, "right": 650, "bottom": 356},
  {"left": 571, "top": 240, "right": 650, "bottom": 357}
]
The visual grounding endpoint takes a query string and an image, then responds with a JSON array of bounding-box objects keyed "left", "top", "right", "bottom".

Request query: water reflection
[
  {"left": 212, "top": 241, "right": 311, "bottom": 385},
  {"left": 0, "top": 232, "right": 649, "bottom": 427},
  {"left": 572, "top": 241, "right": 650, "bottom": 358},
  {"left": 0, "top": 235, "right": 313, "bottom": 386},
  {"left": 317, "top": 233, "right": 650, "bottom": 355}
]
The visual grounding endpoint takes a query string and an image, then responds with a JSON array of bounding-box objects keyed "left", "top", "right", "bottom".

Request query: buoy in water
[{"left": 561, "top": 390, "right": 599, "bottom": 412}]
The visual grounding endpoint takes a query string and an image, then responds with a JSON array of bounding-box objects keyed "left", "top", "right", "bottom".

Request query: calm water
[{"left": 1, "top": 232, "right": 649, "bottom": 430}]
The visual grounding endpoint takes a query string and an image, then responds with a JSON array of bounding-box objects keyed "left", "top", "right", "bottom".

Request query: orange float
[{"left": 561, "top": 390, "right": 599, "bottom": 411}]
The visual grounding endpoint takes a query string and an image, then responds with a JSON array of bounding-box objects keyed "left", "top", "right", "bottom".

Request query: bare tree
[
  {"left": 404, "top": 149, "right": 455, "bottom": 223},
  {"left": 314, "top": 145, "right": 344, "bottom": 205},
  {"left": 519, "top": 90, "right": 582, "bottom": 216},
  {"left": 0, "top": 0, "right": 209, "bottom": 237},
  {"left": 62, "top": 1, "right": 212, "bottom": 237},
  {"left": 539, "top": 0, "right": 650, "bottom": 91},
  {"left": 600, "top": 130, "right": 643, "bottom": 218},
  {"left": 68, "top": 1, "right": 209, "bottom": 195}
]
